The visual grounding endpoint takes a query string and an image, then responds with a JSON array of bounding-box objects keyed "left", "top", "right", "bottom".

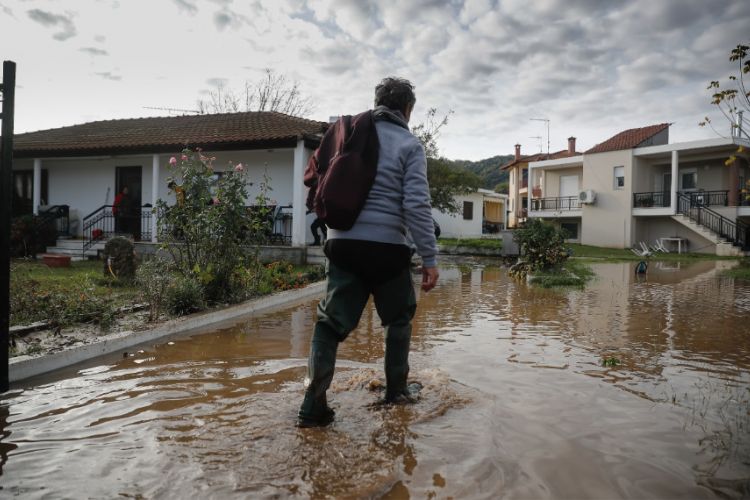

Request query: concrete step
[
  {"left": 306, "top": 246, "right": 326, "bottom": 266},
  {"left": 671, "top": 215, "right": 746, "bottom": 256}
]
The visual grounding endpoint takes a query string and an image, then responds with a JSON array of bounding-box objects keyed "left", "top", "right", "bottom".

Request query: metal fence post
[{"left": 1, "top": 61, "right": 16, "bottom": 392}]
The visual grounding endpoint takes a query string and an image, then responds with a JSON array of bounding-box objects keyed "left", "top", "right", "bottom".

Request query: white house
[
  {"left": 431, "top": 188, "right": 508, "bottom": 238},
  {"left": 12, "top": 111, "right": 328, "bottom": 250}
]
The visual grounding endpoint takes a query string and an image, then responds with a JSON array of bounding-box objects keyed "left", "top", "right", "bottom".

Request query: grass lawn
[
  {"left": 723, "top": 258, "right": 750, "bottom": 280},
  {"left": 529, "top": 259, "right": 596, "bottom": 288},
  {"left": 438, "top": 237, "right": 502, "bottom": 249},
  {"left": 567, "top": 243, "right": 738, "bottom": 262}
]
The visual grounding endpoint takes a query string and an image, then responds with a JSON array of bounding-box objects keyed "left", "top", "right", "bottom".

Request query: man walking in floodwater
[{"left": 297, "top": 77, "right": 439, "bottom": 427}]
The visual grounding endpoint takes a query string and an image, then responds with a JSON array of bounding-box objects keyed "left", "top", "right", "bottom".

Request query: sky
[{"left": 0, "top": 0, "right": 748, "bottom": 161}]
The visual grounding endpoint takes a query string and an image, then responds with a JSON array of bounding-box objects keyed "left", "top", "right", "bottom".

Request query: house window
[
  {"left": 560, "top": 222, "right": 579, "bottom": 240},
  {"left": 463, "top": 201, "right": 474, "bottom": 220},
  {"left": 12, "top": 170, "right": 49, "bottom": 216},
  {"left": 681, "top": 170, "right": 697, "bottom": 190},
  {"left": 613, "top": 166, "right": 625, "bottom": 189}
]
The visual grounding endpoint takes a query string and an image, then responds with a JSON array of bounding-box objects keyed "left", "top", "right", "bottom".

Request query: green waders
[{"left": 298, "top": 260, "right": 417, "bottom": 425}]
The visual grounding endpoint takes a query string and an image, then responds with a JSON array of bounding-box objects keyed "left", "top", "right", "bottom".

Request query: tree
[
  {"left": 411, "top": 108, "right": 481, "bottom": 214},
  {"left": 197, "top": 68, "right": 314, "bottom": 117},
  {"left": 700, "top": 43, "right": 750, "bottom": 139},
  {"left": 494, "top": 182, "right": 509, "bottom": 194}
]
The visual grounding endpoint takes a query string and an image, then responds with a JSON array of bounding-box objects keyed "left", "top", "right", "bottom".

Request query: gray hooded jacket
[{"left": 327, "top": 106, "right": 438, "bottom": 267}]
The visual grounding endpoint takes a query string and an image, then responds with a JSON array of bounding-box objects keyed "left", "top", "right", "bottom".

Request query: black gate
[{"left": 1, "top": 60, "right": 16, "bottom": 392}]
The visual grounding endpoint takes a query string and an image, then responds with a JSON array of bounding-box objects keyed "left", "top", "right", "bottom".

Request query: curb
[{"left": 10, "top": 281, "right": 327, "bottom": 383}]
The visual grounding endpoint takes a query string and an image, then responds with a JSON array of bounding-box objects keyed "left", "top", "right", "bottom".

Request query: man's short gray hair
[{"left": 374, "top": 77, "right": 416, "bottom": 114}]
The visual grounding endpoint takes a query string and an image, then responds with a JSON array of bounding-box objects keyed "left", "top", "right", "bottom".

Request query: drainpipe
[
  {"left": 32, "top": 158, "right": 41, "bottom": 214},
  {"left": 291, "top": 139, "right": 308, "bottom": 246},
  {"left": 151, "top": 154, "right": 159, "bottom": 242},
  {"left": 670, "top": 150, "right": 678, "bottom": 214}
]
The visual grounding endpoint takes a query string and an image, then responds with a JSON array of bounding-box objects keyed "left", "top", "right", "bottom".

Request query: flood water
[{"left": 1, "top": 259, "right": 749, "bottom": 499}]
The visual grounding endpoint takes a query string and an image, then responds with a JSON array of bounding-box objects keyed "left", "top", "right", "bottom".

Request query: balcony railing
[
  {"left": 530, "top": 196, "right": 581, "bottom": 211},
  {"left": 633, "top": 191, "right": 671, "bottom": 208},
  {"left": 633, "top": 190, "right": 728, "bottom": 208}
]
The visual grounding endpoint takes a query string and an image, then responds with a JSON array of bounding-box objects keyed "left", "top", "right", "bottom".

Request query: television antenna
[
  {"left": 530, "top": 118, "right": 550, "bottom": 158},
  {"left": 143, "top": 106, "right": 200, "bottom": 115},
  {"left": 529, "top": 135, "right": 543, "bottom": 153}
]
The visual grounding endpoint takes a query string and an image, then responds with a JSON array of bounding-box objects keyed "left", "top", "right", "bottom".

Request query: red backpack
[{"left": 304, "top": 111, "right": 380, "bottom": 230}]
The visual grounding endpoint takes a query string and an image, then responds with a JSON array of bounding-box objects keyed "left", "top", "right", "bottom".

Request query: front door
[{"left": 115, "top": 166, "right": 142, "bottom": 239}]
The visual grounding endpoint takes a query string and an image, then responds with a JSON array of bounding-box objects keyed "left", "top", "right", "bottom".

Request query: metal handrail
[
  {"left": 633, "top": 191, "right": 671, "bottom": 208},
  {"left": 82, "top": 204, "right": 152, "bottom": 256},
  {"left": 634, "top": 190, "right": 729, "bottom": 208},
  {"left": 36, "top": 204, "right": 70, "bottom": 237},
  {"left": 530, "top": 196, "right": 581, "bottom": 211},
  {"left": 677, "top": 193, "right": 749, "bottom": 250}
]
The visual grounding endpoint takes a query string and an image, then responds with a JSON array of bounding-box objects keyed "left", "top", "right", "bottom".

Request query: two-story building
[
  {"left": 500, "top": 138, "right": 581, "bottom": 228},
  {"left": 527, "top": 123, "right": 750, "bottom": 255}
]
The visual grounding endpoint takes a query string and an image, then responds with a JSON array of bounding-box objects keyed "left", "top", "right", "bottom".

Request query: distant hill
[{"left": 450, "top": 154, "right": 514, "bottom": 191}]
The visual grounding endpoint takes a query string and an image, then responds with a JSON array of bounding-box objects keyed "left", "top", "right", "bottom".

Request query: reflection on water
[{"left": 1, "top": 259, "right": 748, "bottom": 498}]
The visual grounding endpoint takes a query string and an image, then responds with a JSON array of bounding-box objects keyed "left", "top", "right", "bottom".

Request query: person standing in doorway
[
  {"left": 113, "top": 186, "right": 130, "bottom": 235},
  {"left": 297, "top": 76, "right": 439, "bottom": 428}
]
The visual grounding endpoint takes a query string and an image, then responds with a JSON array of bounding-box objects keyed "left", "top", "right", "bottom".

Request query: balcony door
[{"left": 560, "top": 175, "right": 579, "bottom": 198}]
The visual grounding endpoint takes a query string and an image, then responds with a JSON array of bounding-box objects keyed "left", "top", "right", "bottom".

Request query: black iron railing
[
  {"left": 530, "top": 196, "right": 581, "bottom": 211},
  {"left": 677, "top": 193, "right": 749, "bottom": 250},
  {"left": 36, "top": 205, "right": 70, "bottom": 238},
  {"left": 82, "top": 204, "right": 152, "bottom": 256},
  {"left": 633, "top": 191, "right": 671, "bottom": 208},
  {"left": 634, "top": 190, "right": 729, "bottom": 208}
]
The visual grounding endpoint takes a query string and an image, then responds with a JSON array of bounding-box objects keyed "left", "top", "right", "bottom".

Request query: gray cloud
[
  {"left": 213, "top": 8, "right": 248, "bottom": 30},
  {"left": 173, "top": 0, "right": 198, "bottom": 14},
  {"left": 94, "top": 35, "right": 106, "bottom": 43},
  {"left": 1, "top": 2, "right": 14, "bottom": 18},
  {"left": 79, "top": 47, "right": 108, "bottom": 56},
  {"left": 27, "top": 9, "right": 77, "bottom": 41},
  {"left": 206, "top": 77, "right": 229, "bottom": 88},
  {"left": 95, "top": 72, "right": 122, "bottom": 81}
]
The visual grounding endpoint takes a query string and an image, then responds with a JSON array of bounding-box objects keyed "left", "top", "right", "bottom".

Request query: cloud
[
  {"left": 95, "top": 72, "right": 122, "bottom": 81},
  {"left": 0, "top": 2, "right": 14, "bottom": 18},
  {"left": 27, "top": 9, "right": 77, "bottom": 41},
  {"left": 79, "top": 47, "right": 109, "bottom": 56},
  {"left": 173, "top": 0, "right": 198, "bottom": 14},
  {"left": 206, "top": 77, "right": 229, "bottom": 88}
]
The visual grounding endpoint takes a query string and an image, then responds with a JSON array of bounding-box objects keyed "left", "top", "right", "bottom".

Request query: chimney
[
  {"left": 514, "top": 144, "right": 521, "bottom": 160},
  {"left": 568, "top": 137, "right": 576, "bottom": 154}
]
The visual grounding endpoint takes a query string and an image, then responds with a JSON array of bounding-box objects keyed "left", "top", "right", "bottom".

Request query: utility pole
[
  {"left": 1, "top": 61, "right": 16, "bottom": 392},
  {"left": 530, "top": 118, "right": 550, "bottom": 158}
]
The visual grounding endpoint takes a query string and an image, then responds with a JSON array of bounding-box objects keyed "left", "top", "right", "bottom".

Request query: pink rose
[
  {"left": 181, "top": 154, "right": 188, "bottom": 161},
  {"left": 234, "top": 163, "right": 244, "bottom": 172},
  {"left": 169, "top": 157, "right": 177, "bottom": 166}
]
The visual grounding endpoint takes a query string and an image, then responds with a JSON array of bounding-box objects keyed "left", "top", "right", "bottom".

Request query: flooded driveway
[{"left": 1, "top": 259, "right": 749, "bottom": 498}]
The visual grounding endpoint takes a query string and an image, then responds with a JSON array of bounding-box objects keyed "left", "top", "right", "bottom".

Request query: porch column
[
  {"left": 151, "top": 154, "right": 159, "bottom": 242},
  {"left": 670, "top": 150, "right": 678, "bottom": 213},
  {"left": 32, "top": 158, "right": 41, "bottom": 214},
  {"left": 728, "top": 156, "right": 740, "bottom": 206},
  {"left": 291, "top": 139, "right": 308, "bottom": 246}
]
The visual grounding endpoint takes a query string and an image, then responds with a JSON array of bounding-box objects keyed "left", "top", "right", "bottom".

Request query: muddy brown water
[{"left": 1, "top": 259, "right": 749, "bottom": 499}]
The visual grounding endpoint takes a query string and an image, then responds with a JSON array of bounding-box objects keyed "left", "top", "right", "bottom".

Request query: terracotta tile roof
[
  {"left": 13, "top": 111, "right": 329, "bottom": 158},
  {"left": 585, "top": 123, "right": 670, "bottom": 154},
  {"left": 500, "top": 149, "right": 581, "bottom": 170}
]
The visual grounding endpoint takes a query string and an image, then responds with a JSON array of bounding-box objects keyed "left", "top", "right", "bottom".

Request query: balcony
[
  {"left": 633, "top": 190, "right": 728, "bottom": 209},
  {"left": 528, "top": 196, "right": 582, "bottom": 218}
]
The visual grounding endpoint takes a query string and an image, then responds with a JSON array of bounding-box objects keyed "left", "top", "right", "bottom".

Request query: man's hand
[{"left": 421, "top": 266, "right": 439, "bottom": 292}]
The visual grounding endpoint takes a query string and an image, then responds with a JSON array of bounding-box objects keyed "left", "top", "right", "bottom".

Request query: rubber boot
[
  {"left": 297, "top": 323, "right": 339, "bottom": 427},
  {"left": 384, "top": 323, "right": 412, "bottom": 403}
]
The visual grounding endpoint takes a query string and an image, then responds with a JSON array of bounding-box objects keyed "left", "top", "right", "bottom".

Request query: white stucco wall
[
  {"left": 633, "top": 217, "right": 716, "bottom": 254},
  {"left": 431, "top": 192, "right": 484, "bottom": 238},
  {"left": 580, "top": 150, "right": 634, "bottom": 248}
]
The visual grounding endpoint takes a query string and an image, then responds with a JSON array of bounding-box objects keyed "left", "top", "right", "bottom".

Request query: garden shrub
[
  {"left": 509, "top": 219, "right": 570, "bottom": 280},
  {"left": 102, "top": 236, "right": 136, "bottom": 281},
  {"left": 135, "top": 257, "right": 174, "bottom": 321},
  {"left": 156, "top": 149, "right": 271, "bottom": 303},
  {"left": 165, "top": 275, "right": 205, "bottom": 316},
  {"left": 10, "top": 215, "right": 57, "bottom": 257}
]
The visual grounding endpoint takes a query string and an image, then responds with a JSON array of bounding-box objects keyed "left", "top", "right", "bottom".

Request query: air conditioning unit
[{"left": 579, "top": 189, "right": 597, "bottom": 204}]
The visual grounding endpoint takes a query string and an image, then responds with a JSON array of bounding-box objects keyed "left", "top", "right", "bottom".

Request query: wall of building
[
  {"left": 633, "top": 217, "right": 716, "bottom": 254},
  {"left": 581, "top": 150, "right": 634, "bottom": 248},
  {"left": 431, "top": 192, "right": 484, "bottom": 238}
]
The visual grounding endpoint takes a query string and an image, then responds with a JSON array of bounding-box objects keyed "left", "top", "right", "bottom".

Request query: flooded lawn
[{"left": 1, "top": 259, "right": 749, "bottom": 498}]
